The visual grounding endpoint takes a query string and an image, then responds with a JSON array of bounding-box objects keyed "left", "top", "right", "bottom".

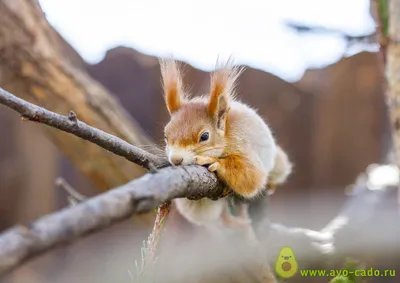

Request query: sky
[{"left": 38, "top": 0, "right": 378, "bottom": 82}]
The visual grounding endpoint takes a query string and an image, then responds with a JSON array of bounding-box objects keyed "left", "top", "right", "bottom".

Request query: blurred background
[{"left": 0, "top": 0, "right": 397, "bottom": 282}]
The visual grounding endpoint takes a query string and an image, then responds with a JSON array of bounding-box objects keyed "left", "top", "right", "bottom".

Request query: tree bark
[
  {"left": 0, "top": 164, "right": 225, "bottom": 278},
  {"left": 372, "top": 0, "right": 400, "bottom": 164},
  {"left": 0, "top": 0, "right": 154, "bottom": 190},
  {"left": 387, "top": 0, "right": 400, "bottom": 165},
  {"left": 372, "top": 0, "right": 400, "bottom": 211}
]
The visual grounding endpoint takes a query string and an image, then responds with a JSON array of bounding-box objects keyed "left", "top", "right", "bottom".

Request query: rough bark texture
[
  {"left": 1, "top": 162, "right": 399, "bottom": 282},
  {"left": 0, "top": 88, "right": 169, "bottom": 170},
  {"left": 0, "top": 0, "right": 154, "bottom": 189},
  {"left": 0, "top": 164, "right": 225, "bottom": 278}
]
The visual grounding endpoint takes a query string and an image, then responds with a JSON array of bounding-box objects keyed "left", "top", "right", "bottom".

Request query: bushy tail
[{"left": 267, "top": 145, "right": 292, "bottom": 194}]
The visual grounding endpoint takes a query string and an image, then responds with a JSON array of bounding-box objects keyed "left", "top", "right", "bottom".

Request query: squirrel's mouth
[
  {"left": 167, "top": 145, "right": 225, "bottom": 166},
  {"left": 167, "top": 148, "right": 195, "bottom": 166}
]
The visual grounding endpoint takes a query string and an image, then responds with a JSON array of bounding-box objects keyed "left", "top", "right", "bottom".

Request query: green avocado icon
[{"left": 275, "top": 246, "right": 298, "bottom": 278}]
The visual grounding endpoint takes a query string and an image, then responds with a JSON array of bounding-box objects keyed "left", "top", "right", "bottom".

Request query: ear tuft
[
  {"left": 159, "top": 58, "right": 185, "bottom": 115},
  {"left": 207, "top": 57, "right": 244, "bottom": 127}
]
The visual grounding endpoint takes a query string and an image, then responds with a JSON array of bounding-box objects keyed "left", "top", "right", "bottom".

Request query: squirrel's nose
[{"left": 171, "top": 156, "right": 183, "bottom": 165}]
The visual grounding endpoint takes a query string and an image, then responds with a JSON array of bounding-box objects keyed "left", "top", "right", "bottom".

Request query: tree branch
[
  {"left": 152, "top": 164, "right": 400, "bottom": 282},
  {"left": 0, "top": 87, "right": 169, "bottom": 170},
  {"left": 55, "top": 177, "right": 87, "bottom": 204},
  {"left": 0, "top": 165, "right": 225, "bottom": 278},
  {"left": 0, "top": 158, "right": 398, "bottom": 280},
  {"left": 0, "top": 76, "right": 399, "bottom": 281},
  {"left": 1, "top": 85, "right": 400, "bottom": 280},
  {"left": 0, "top": 0, "right": 157, "bottom": 189},
  {"left": 0, "top": 86, "right": 228, "bottom": 278},
  {"left": 285, "top": 21, "right": 377, "bottom": 44}
]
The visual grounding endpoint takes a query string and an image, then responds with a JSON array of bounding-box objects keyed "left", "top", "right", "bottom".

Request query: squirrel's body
[{"left": 160, "top": 58, "right": 292, "bottom": 231}]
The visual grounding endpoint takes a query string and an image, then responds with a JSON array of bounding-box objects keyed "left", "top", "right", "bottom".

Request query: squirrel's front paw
[{"left": 193, "top": 156, "right": 220, "bottom": 172}]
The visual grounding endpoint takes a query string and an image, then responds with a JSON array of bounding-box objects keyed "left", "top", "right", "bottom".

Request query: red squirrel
[{"left": 159, "top": 58, "right": 292, "bottom": 235}]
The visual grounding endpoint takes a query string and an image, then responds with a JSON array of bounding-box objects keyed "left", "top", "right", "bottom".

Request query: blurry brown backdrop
[{"left": 0, "top": 27, "right": 392, "bottom": 282}]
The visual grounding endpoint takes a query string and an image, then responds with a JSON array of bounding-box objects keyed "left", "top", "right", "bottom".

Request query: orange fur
[
  {"left": 159, "top": 58, "right": 185, "bottom": 114},
  {"left": 193, "top": 154, "right": 267, "bottom": 198},
  {"left": 207, "top": 72, "right": 226, "bottom": 118},
  {"left": 160, "top": 58, "right": 291, "bottom": 247},
  {"left": 207, "top": 60, "right": 244, "bottom": 129},
  {"left": 164, "top": 102, "right": 214, "bottom": 148}
]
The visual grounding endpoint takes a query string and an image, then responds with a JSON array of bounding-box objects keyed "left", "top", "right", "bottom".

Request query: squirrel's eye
[{"left": 199, "top": 132, "right": 210, "bottom": 142}]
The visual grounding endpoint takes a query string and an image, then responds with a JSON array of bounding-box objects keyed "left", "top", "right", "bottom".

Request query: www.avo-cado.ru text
[{"left": 299, "top": 268, "right": 396, "bottom": 277}]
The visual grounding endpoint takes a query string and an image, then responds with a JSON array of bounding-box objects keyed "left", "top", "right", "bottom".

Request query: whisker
[
  {"left": 133, "top": 143, "right": 167, "bottom": 157},
  {"left": 190, "top": 143, "right": 209, "bottom": 153},
  {"left": 196, "top": 146, "right": 226, "bottom": 155}
]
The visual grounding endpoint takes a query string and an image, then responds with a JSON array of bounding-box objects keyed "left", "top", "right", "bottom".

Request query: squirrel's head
[{"left": 159, "top": 58, "right": 243, "bottom": 166}]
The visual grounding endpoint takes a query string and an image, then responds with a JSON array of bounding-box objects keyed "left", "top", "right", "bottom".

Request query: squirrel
[{"left": 159, "top": 58, "right": 292, "bottom": 240}]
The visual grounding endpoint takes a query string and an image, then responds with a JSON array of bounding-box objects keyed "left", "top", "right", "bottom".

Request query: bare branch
[
  {"left": 285, "top": 21, "right": 377, "bottom": 44},
  {"left": 55, "top": 177, "right": 87, "bottom": 203},
  {"left": 0, "top": 87, "right": 170, "bottom": 170},
  {"left": 0, "top": 0, "right": 157, "bottom": 188},
  {"left": 152, "top": 164, "right": 400, "bottom": 282},
  {"left": 67, "top": 111, "right": 78, "bottom": 125},
  {"left": 0, "top": 165, "right": 225, "bottom": 278},
  {"left": 0, "top": 67, "right": 399, "bottom": 280},
  {"left": 0, "top": 160, "right": 398, "bottom": 280}
]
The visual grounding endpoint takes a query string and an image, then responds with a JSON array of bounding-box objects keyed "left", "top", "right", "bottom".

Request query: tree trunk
[
  {"left": 0, "top": 0, "right": 152, "bottom": 190},
  {"left": 372, "top": 0, "right": 400, "bottom": 164},
  {"left": 387, "top": 0, "right": 400, "bottom": 163},
  {"left": 372, "top": 0, "right": 400, "bottom": 212}
]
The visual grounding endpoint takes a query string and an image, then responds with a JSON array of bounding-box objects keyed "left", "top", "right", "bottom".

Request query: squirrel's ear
[
  {"left": 159, "top": 58, "right": 185, "bottom": 115},
  {"left": 207, "top": 59, "right": 243, "bottom": 130}
]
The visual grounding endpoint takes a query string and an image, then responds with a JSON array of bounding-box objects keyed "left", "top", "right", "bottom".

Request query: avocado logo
[{"left": 275, "top": 246, "right": 298, "bottom": 278}]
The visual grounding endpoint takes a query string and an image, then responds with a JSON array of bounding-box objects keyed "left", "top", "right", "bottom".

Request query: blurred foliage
[
  {"left": 131, "top": 206, "right": 169, "bottom": 283},
  {"left": 330, "top": 276, "right": 352, "bottom": 283},
  {"left": 131, "top": 240, "right": 157, "bottom": 283},
  {"left": 378, "top": 0, "right": 389, "bottom": 36},
  {"left": 329, "top": 258, "right": 366, "bottom": 283}
]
